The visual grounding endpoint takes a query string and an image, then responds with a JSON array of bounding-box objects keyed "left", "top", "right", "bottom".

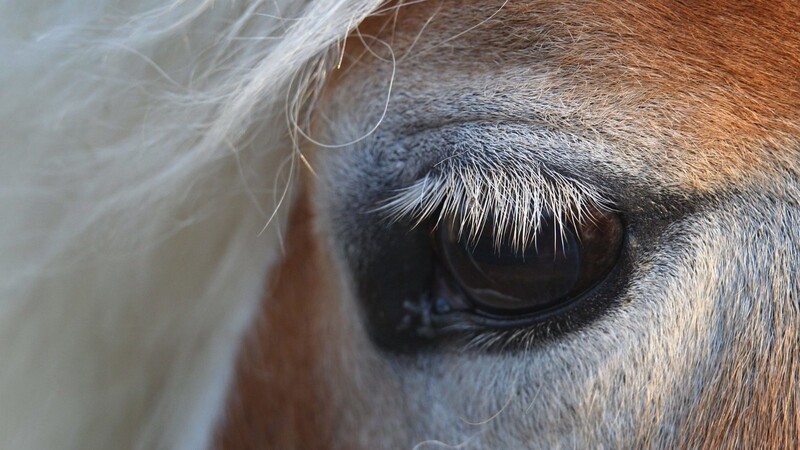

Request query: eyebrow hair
[{"left": 375, "top": 148, "right": 613, "bottom": 252}]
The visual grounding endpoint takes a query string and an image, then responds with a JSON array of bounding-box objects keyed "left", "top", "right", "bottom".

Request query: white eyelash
[{"left": 376, "top": 156, "right": 612, "bottom": 252}]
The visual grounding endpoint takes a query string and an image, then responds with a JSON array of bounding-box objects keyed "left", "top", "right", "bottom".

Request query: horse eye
[{"left": 437, "top": 209, "right": 624, "bottom": 319}]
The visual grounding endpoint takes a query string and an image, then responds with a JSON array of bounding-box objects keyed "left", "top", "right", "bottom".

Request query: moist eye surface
[
  {"left": 437, "top": 208, "right": 623, "bottom": 318},
  {"left": 341, "top": 199, "right": 626, "bottom": 351}
]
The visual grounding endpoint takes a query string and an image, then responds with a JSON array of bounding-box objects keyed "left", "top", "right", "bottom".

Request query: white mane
[{"left": 0, "top": 0, "right": 380, "bottom": 448}]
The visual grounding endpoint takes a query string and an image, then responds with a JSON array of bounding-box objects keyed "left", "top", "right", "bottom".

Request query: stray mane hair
[{"left": 0, "top": 0, "right": 382, "bottom": 448}]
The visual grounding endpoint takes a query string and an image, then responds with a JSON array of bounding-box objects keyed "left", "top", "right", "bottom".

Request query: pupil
[{"left": 442, "top": 218, "right": 581, "bottom": 313}]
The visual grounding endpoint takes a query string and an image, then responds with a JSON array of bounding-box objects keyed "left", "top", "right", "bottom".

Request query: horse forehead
[{"left": 350, "top": 0, "right": 800, "bottom": 190}]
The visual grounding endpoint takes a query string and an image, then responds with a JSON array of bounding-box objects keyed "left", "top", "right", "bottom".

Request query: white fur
[{"left": 0, "top": 0, "right": 381, "bottom": 448}]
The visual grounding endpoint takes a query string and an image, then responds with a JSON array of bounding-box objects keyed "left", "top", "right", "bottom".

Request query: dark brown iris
[{"left": 437, "top": 209, "right": 623, "bottom": 317}]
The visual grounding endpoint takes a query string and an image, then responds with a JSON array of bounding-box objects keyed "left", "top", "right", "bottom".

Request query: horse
[{"left": 1, "top": 0, "right": 798, "bottom": 448}]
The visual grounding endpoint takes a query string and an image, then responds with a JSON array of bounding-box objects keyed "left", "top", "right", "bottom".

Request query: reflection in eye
[{"left": 436, "top": 208, "right": 624, "bottom": 319}]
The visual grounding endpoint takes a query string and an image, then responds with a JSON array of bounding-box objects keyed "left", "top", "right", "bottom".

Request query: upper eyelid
[{"left": 389, "top": 120, "right": 621, "bottom": 186}]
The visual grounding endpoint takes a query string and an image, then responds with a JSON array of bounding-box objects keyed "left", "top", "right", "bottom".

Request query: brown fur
[
  {"left": 352, "top": 0, "right": 800, "bottom": 188},
  {"left": 216, "top": 186, "right": 334, "bottom": 450}
]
